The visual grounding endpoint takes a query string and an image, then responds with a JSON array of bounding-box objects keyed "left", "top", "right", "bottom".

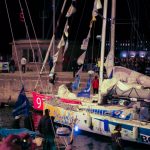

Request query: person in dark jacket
[
  {"left": 12, "top": 116, "right": 21, "bottom": 129},
  {"left": 38, "top": 109, "right": 56, "bottom": 150},
  {"left": 24, "top": 113, "right": 35, "bottom": 131},
  {"left": 111, "top": 124, "right": 124, "bottom": 150},
  {"left": 9, "top": 58, "right": 15, "bottom": 73}
]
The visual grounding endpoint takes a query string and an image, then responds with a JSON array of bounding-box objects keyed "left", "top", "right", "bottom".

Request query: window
[
  {"left": 34, "top": 49, "right": 39, "bottom": 62},
  {"left": 29, "top": 49, "right": 33, "bottom": 62},
  {"left": 41, "top": 48, "right": 47, "bottom": 62}
]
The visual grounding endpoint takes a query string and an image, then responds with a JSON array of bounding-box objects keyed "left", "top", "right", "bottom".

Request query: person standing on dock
[
  {"left": 21, "top": 56, "right": 27, "bottom": 73},
  {"left": 24, "top": 112, "right": 35, "bottom": 131},
  {"left": 38, "top": 109, "right": 56, "bottom": 150},
  {"left": 9, "top": 57, "right": 15, "bottom": 73},
  {"left": 111, "top": 124, "right": 124, "bottom": 150}
]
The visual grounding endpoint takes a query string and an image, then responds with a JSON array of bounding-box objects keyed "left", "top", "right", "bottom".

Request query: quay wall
[{"left": 0, "top": 72, "right": 89, "bottom": 102}]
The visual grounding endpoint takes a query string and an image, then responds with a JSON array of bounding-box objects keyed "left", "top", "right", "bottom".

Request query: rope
[
  {"left": 35, "top": 0, "right": 68, "bottom": 90},
  {"left": 23, "top": 0, "right": 46, "bottom": 93},
  {"left": 4, "top": 0, "right": 23, "bottom": 84}
]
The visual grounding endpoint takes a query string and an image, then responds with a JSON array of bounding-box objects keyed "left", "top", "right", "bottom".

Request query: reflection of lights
[
  {"left": 130, "top": 55, "right": 135, "bottom": 58},
  {"left": 74, "top": 125, "right": 79, "bottom": 132}
]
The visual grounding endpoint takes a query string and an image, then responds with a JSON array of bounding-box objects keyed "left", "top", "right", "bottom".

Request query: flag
[
  {"left": 63, "top": 40, "right": 69, "bottom": 57},
  {"left": 72, "top": 75, "right": 80, "bottom": 91},
  {"left": 75, "top": 65, "right": 83, "bottom": 77},
  {"left": 57, "top": 36, "right": 65, "bottom": 49},
  {"left": 81, "top": 38, "right": 90, "bottom": 50},
  {"left": 66, "top": 5, "right": 76, "bottom": 17},
  {"left": 105, "top": 50, "right": 114, "bottom": 78},
  {"left": 80, "top": 28, "right": 92, "bottom": 50},
  {"left": 53, "top": 51, "right": 59, "bottom": 64},
  {"left": 64, "top": 21, "right": 69, "bottom": 37},
  {"left": 12, "top": 86, "right": 30, "bottom": 117},
  {"left": 50, "top": 63, "right": 56, "bottom": 74},
  {"left": 77, "top": 51, "right": 86, "bottom": 65},
  {"left": 50, "top": 51, "right": 59, "bottom": 73},
  {"left": 77, "top": 77, "right": 91, "bottom": 98},
  {"left": 92, "top": 0, "right": 102, "bottom": 18}
]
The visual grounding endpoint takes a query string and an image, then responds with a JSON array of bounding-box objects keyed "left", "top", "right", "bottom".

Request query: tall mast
[
  {"left": 98, "top": 0, "right": 108, "bottom": 104},
  {"left": 41, "top": 0, "right": 47, "bottom": 39},
  {"left": 39, "top": 0, "right": 67, "bottom": 75},
  {"left": 52, "top": 0, "right": 55, "bottom": 56},
  {"left": 110, "top": 0, "right": 116, "bottom": 67}
]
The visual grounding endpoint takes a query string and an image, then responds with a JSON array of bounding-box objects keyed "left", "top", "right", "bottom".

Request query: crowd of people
[
  {"left": 114, "top": 57, "right": 150, "bottom": 74},
  {"left": 70, "top": 57, "right": 150, "bottom": 77}
]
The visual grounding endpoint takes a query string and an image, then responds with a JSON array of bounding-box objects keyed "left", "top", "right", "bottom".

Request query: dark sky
[{"left": 0, "top": 0, "right": 150, "bottom": 57}]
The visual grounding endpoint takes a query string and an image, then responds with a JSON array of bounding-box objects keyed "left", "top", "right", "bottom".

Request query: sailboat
[{"left": 32, "top": 0, "right": 150, "bottom": 145}]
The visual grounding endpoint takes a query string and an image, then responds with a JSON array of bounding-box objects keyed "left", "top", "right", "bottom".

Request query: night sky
[{"left": 0, "top": 0, "right": 150, "bottom": 57}]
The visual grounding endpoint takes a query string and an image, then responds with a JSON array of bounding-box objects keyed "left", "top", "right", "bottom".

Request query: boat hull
[{"left": 43, "top": 102, "right": 150, "bottom": 145}]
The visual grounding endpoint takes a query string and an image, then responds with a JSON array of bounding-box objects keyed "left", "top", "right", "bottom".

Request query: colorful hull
[{"left": 43, "top": 101, "right": 150, "bottom": 145}]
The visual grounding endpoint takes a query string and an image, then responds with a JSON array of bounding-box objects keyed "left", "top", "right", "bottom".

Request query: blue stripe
[{"left": 139, "top": 128, "right": 150, "bottom": 136}]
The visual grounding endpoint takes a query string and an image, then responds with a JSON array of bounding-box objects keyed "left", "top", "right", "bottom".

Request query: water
[{"left": 0, "top": 107, "right": 149, "bottom": 150}]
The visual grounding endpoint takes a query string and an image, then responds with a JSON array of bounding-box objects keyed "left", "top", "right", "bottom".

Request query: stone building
[{"left": 11, "top": 39, "right": 63, "bottom": 72}]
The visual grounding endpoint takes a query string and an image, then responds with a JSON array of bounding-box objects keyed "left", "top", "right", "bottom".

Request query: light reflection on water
[{"left": 0, "top": 107, "right": 148, "bottom": 150}]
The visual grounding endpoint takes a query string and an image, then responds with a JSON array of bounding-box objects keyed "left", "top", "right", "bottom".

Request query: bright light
[
  {"left": 74, "top": 125, "right": 79, "bottom": 132},
  {"left": 120, "top": 114, "right": 125, "bottom": 118}
]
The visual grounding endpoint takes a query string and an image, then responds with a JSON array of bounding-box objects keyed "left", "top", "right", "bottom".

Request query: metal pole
[
  {"left": 98, "top": 0, "right": 108, "bottom": 104},
  {"left": 110, "top": 0, "right": 116, "bottom": 67},
  {"left": 52, "top": 0, "right": 55, "bottom": 56}
]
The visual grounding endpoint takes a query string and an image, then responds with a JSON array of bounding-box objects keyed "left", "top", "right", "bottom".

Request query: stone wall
[{"left": 0, "top": 72, "right": 89, "bottom": 103}]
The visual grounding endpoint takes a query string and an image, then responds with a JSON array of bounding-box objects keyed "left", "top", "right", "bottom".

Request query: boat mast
[
  {"left": 110, "top": 0, "right": 116, "bottom": 67},
  {"left": 52, "top": 0, "right": 55, "bottom": 56},
  {"left": 39, "top": 0, "right": 67, "bottom": 75},
  {"left": 98, "top": 0, "right": 108, "bottom": 104}
]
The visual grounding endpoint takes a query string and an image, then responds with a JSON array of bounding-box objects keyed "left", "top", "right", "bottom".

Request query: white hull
[{"left": 43, "top": 99, "right": 150, "bottom": 145}]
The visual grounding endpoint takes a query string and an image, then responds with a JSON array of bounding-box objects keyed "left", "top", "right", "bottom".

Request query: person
[
  {"left": 111, "top": 124, "right": 124, "bottom": 150},
  {"left": 92, "top": 76, "right": 99, "bottom": 94},
  {"left": 48, "top": 57, "right": 53, "bottom": 71},
  {"left": 12, "top": 116, "right": 21, "bottom": 129},
  {"left": 24, "top": 113, "right": 35, "bottom": 131},
  {"left": 21, "top": 56, "right": 27, "bottom": 73},
  {"left": 49, "top": 73, "right": 56, "bottom": 85},
  {"left": 9, "top": 58, "right": 15, "bottom": 73},
  {"left": 38, "top": 109, "right": 56, "bottom": 150},
  {"left": 48, "top": 72, "right": 57, "bottom": 94}
]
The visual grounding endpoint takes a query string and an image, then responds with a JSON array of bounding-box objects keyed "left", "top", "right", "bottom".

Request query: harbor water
[{"left": 0, "top": 106, "right": 149, "bottom": 150}]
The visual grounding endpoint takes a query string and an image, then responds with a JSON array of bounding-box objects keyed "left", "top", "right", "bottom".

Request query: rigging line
[
  {"left": 35, "top": 0, "right": 68, "bottom": 90},
  {"left": 24, "top": 0, "right": 44, "bottom": 63},
  {"left": 141, "top": 1, "right": 150, "bottom": 49},
  {"left": 40, "top": 0, "right": 67, "bottom": 72},
  {"left": 127, "top": 0, "right": 143, "bottom": 45},
  {"left": 4, "top": 0, "right": 23, "bottom": 84},
  {"left": 66, "top": 0, "right": 87, "bottom": 71},
  {"left": 139, "top": 1, "right": 148, "bottom": 42},
  {"left": 18, "top": 0, "right": 44, "bottom": 93},
  {"left": 24, "top": 0, "right": 46, "bottom": 92},
  {"left": 46, "top": 0, "right": 60, "bottom": 39},
  {"left": 52, "top": 0, "right": 55, "bottom": 57}
]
